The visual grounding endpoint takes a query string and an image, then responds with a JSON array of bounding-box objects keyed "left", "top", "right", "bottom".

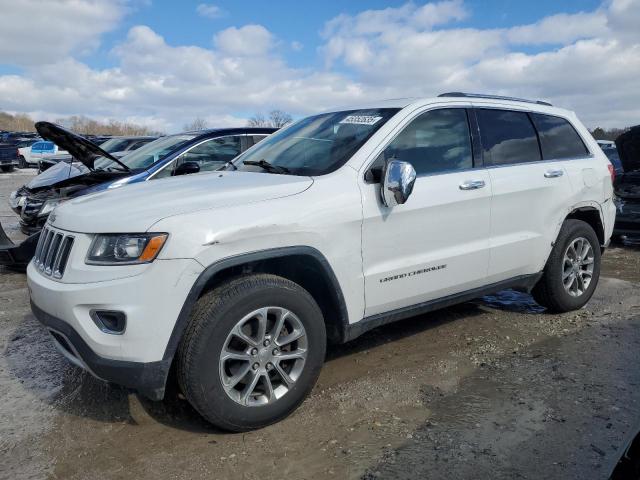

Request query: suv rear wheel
[
  {"left": 177, "top": 274, "right": 326, "bottom": 431},
  {"left": 532, "top": 219, "right": 601, "bottom": 312}
]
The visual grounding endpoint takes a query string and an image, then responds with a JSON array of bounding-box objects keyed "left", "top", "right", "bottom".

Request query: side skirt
[{"left": 343, "top": 273, "right": 543, "bottom": 342}]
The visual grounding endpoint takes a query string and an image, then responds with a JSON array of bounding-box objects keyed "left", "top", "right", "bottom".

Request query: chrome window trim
[
  {"left": 147, "top": 134, "right": 246, "bottom": 180},
  {"left": 482, "top": 154, "right": 594, "bottom": 171}
]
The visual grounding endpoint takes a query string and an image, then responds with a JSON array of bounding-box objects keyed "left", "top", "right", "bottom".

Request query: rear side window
[
  {"left": 530, "top": 113, "right": 589, "bottom": 159},
  {"left": 477, "top": 109, "right": 541, "bottom": 166}
]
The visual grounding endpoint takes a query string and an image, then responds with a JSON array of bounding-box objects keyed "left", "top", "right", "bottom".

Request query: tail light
[{"left": 607, "top": 163, "right": 616, "bottom": 184}]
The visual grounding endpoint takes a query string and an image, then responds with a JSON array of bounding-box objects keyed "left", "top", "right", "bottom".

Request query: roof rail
[{"left": 438, "top": 92, "right": 552, "bottom": 107}]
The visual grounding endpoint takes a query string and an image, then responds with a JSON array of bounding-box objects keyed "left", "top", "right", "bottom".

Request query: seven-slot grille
[{"left": 34, "top": 227, "right": 74, "bottom": 278}]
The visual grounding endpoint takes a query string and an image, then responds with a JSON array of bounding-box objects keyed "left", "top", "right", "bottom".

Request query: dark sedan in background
[{"left": 0, "top": 122, "right": 276, "bottom": 267}]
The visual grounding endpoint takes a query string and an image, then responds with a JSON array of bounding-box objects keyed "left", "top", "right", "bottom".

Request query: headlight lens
[
  {"left": 86, "top": 233, "right": 168, "bottom": 265},
  {"left": 38, "top": 199, "right": 65, "bottom": 217}
]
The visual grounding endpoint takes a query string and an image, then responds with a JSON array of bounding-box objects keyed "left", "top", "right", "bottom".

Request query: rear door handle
[
  {"left": 544, "top": 169, "right": 564, "bottom": 178},
  {"left": 459, "top": 180, "right": 486, "bottom": 190}
]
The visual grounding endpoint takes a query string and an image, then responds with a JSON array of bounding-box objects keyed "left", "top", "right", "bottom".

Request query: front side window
[
  {"left": 232, "top": 108, "right": 399, "bottom": 176},
  {"left": 179, "top": 136, "right": 241, "bottom": 171},
  {"left": 477, "top": 109, "right": 541, "bottom": 166},
  {"left": 382, "top": 108, "right": 473, "bottom": 176},
  {"left": 152, "top": 136, "right": 242, "bottom": 179},
  {"left": 530, "top": 113, "right": 589, "bottom": 160}
]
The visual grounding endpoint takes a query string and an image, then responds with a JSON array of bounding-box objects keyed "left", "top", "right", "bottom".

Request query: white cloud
[
  {"left": 0, "top": 0, "right": 127, "bottom": 65},
  {"left": 291, "top": 41, "right": 303, "bottom": 51},
  {"left": 320, "top": 0, "right": 640, "bottom": 127},
  {"left": 214, "top": 25, "right": 275, "bottom": 56},
  {"left": 0, "top": 0, "right": 639, "bottom": 131},
  {"left": 196, "top": 3, "right": 224, "bottom": 19}
]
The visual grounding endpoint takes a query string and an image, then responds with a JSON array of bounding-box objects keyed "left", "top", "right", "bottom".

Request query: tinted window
[
  {"left": 531, "top": 113, "right": 588, "bottom": 159},
  {"left": 383, "top": 108, "right": 472, "bottom": 175},
  {"left": 232, "top": 109, "right": 399, "bottom": 176},
  {"left": 477, "top": 109, "right": 541, "bottom": 165}
]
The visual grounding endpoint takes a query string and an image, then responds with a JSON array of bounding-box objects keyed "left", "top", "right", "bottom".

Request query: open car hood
[
  {"left": 34, "top": 121, "right": 130, "bottom": 172},
  {"left": 616, "top": 125, "right": 640, "bottom": 172}
]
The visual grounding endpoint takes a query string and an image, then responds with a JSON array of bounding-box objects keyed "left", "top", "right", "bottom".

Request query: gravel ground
[{"left": 1, "top": 170, "right": 639, "bottom": 480}]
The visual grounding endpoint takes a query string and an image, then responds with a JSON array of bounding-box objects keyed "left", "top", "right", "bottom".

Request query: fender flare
[{"left": 161, "top": 246, "right": 350, "bottom": 361}]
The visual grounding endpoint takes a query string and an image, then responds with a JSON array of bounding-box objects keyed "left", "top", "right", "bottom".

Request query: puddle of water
[{"left": 478, "top": 289, "right": 546, "bottom": 314}]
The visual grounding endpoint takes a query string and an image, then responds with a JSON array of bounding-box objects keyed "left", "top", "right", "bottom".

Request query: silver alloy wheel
[
  {"left": 219, "top": 306, "right": 308, "bottom": 407},
  {"left": 562, "top": 236, "right": 595, "bottom": 297}
]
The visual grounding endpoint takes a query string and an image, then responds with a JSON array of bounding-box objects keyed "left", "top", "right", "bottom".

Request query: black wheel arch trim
[{"left": 162, "top": 246, "right": 351, "bottom": 362}]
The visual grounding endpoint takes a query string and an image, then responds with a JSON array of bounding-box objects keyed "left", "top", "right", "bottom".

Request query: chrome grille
[{"left": 34, "top": 227, "right": 74, "bottom": 278}]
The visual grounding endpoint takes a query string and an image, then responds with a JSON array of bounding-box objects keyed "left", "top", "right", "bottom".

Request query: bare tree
[
  {"left": 0, "top": 110, "right": 161, "bottom": 136},
  {"left": 183, "top": 117, "right": 208, "bottom": 131},
  {"left": 590, "top": 126, "right": 630, "bottom": 141},
  {"left": 268, "top": 110, "right": 293, "bottom": 128},
  {"left": 247, "top": 113, "right": 267, "bottom": 127},
  {"left": 246, "top": 110, "right": 293, "bottom": 128}
]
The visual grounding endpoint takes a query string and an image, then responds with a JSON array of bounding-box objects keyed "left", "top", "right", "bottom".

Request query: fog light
[{"left": 90, "top": 310, "right": 126, "bottom": 335}]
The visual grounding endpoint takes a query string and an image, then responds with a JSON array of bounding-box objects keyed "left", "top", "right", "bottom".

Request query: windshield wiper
[
  {"left": 243, "top": 159, "right": 290, "bottom": 174},
  {"left": 224, "top": 161, "right": 237, "bottom": 171}
]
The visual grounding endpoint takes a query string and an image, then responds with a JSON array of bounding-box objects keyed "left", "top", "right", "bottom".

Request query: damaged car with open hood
[
  {"left": 0, "top": 122, "right": 276, "bottom": 268},
  {"left": 613, "top": 125, "right": 640, "bottom": 242}
]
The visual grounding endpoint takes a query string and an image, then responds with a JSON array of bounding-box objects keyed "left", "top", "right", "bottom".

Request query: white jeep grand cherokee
[{"left": 28, "top": 93, "right": 616, "bottom": 431}]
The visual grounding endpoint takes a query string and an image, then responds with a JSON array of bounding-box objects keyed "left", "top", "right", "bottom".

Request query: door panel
[
  {"left": 474, "top": 108, "right": 573, "bottom": 281},
  {"left": 361, "top": 171, "right": 492, "bottom": 316},
  {"left": 486, "top": 163, "right": 571, "bottom": 281},
  {"left": 360, "top": 107, "right": 491, "bottom": 317}
]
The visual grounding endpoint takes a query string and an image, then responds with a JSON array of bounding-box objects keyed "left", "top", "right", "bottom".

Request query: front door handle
[
  {"left": 544, "top": 169, "right": 564, "bottom": 178},
  {"left": 459, "top": 180, "right": 486, "bottom": 190}
]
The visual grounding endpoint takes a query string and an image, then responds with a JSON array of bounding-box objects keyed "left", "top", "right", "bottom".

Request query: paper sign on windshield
[{"left": 339, "top": 115, "right": 382, "bottom": 126}]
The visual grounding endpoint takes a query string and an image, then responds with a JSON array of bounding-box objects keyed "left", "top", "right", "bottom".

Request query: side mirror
[
  {"left": 174, "top": 161, "right": 200, "bottom": 176},
  {"left": 380, "top": 159, "right": 416, "bottom": 207}
]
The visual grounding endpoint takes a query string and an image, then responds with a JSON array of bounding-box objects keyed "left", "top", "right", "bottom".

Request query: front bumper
[
  {"left": 31, "top": 301, "right": 170, "bottom": 400},
  {"left": 27, "top": 257, "right": 204, "bottom": 397}
]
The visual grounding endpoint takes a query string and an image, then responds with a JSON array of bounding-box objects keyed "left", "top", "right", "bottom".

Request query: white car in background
[{"left": 19, "top": 140, "right": 67, "bottom": 168}]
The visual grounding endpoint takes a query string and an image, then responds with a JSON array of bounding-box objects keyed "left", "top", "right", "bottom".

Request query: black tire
[
  {"left": 532, "top": 219, "right": 601, "bottom": 312},
  {"left": 1, "top": 165, "right": 14, "bottom": 172},
  {"left": 177, "top": 274, "right": 326, "bottom": 432},
  {"left": 18, "top": 156, "right": 26, "bottom": 169}
]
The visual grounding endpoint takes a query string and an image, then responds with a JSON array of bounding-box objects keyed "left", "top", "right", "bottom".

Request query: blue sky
[
  {"left": 86, "top": 0, "right": 603, "bottom": 71},
  {"left": 0, "top": 0, "right": 637, "bottom": 131}
]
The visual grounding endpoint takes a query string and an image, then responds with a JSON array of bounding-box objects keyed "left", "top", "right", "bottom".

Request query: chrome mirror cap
[{"left": 381, "top": 159, "right": 416, "bottom": 207}]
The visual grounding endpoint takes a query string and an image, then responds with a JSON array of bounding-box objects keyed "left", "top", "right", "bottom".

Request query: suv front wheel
[
  {"left": 532, "top": 219, "right": 601, "bottom": 312},
  {"left": 177, "top": 274, "right": 326, "bottom": 431}
]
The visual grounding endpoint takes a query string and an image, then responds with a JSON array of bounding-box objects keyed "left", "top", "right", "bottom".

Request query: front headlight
[
  {"left": 38, "top": 199, "right": 65, "bottom": 217},
  {"left": 86, "top": 233, "right": 168, "bottom": 265}
]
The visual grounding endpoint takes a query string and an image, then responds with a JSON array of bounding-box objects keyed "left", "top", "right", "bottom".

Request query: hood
[
  {"left": 35, "top": 121, "right": 130, "bottom": 171},
  {"left": 615, "top": 125, "right": 640, "bottom": 172},
  {"left": 50, "top": 171, "right": 314, "bottom": 233}
]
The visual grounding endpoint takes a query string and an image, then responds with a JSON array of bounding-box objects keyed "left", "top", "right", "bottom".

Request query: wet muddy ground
[{"left": 1, "top": 171, "right": 640, "bottom": 479}]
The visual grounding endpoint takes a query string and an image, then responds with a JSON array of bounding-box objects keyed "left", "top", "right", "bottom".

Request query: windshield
[
  {"left": 99, "top": 138, "right": 134, "bottom": 153},
  {"left": 93, "top": 134, "right": 196, "bottom": 171},
  {"left": 232, "top": 108, "right": 399, "bottom": 176}
]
